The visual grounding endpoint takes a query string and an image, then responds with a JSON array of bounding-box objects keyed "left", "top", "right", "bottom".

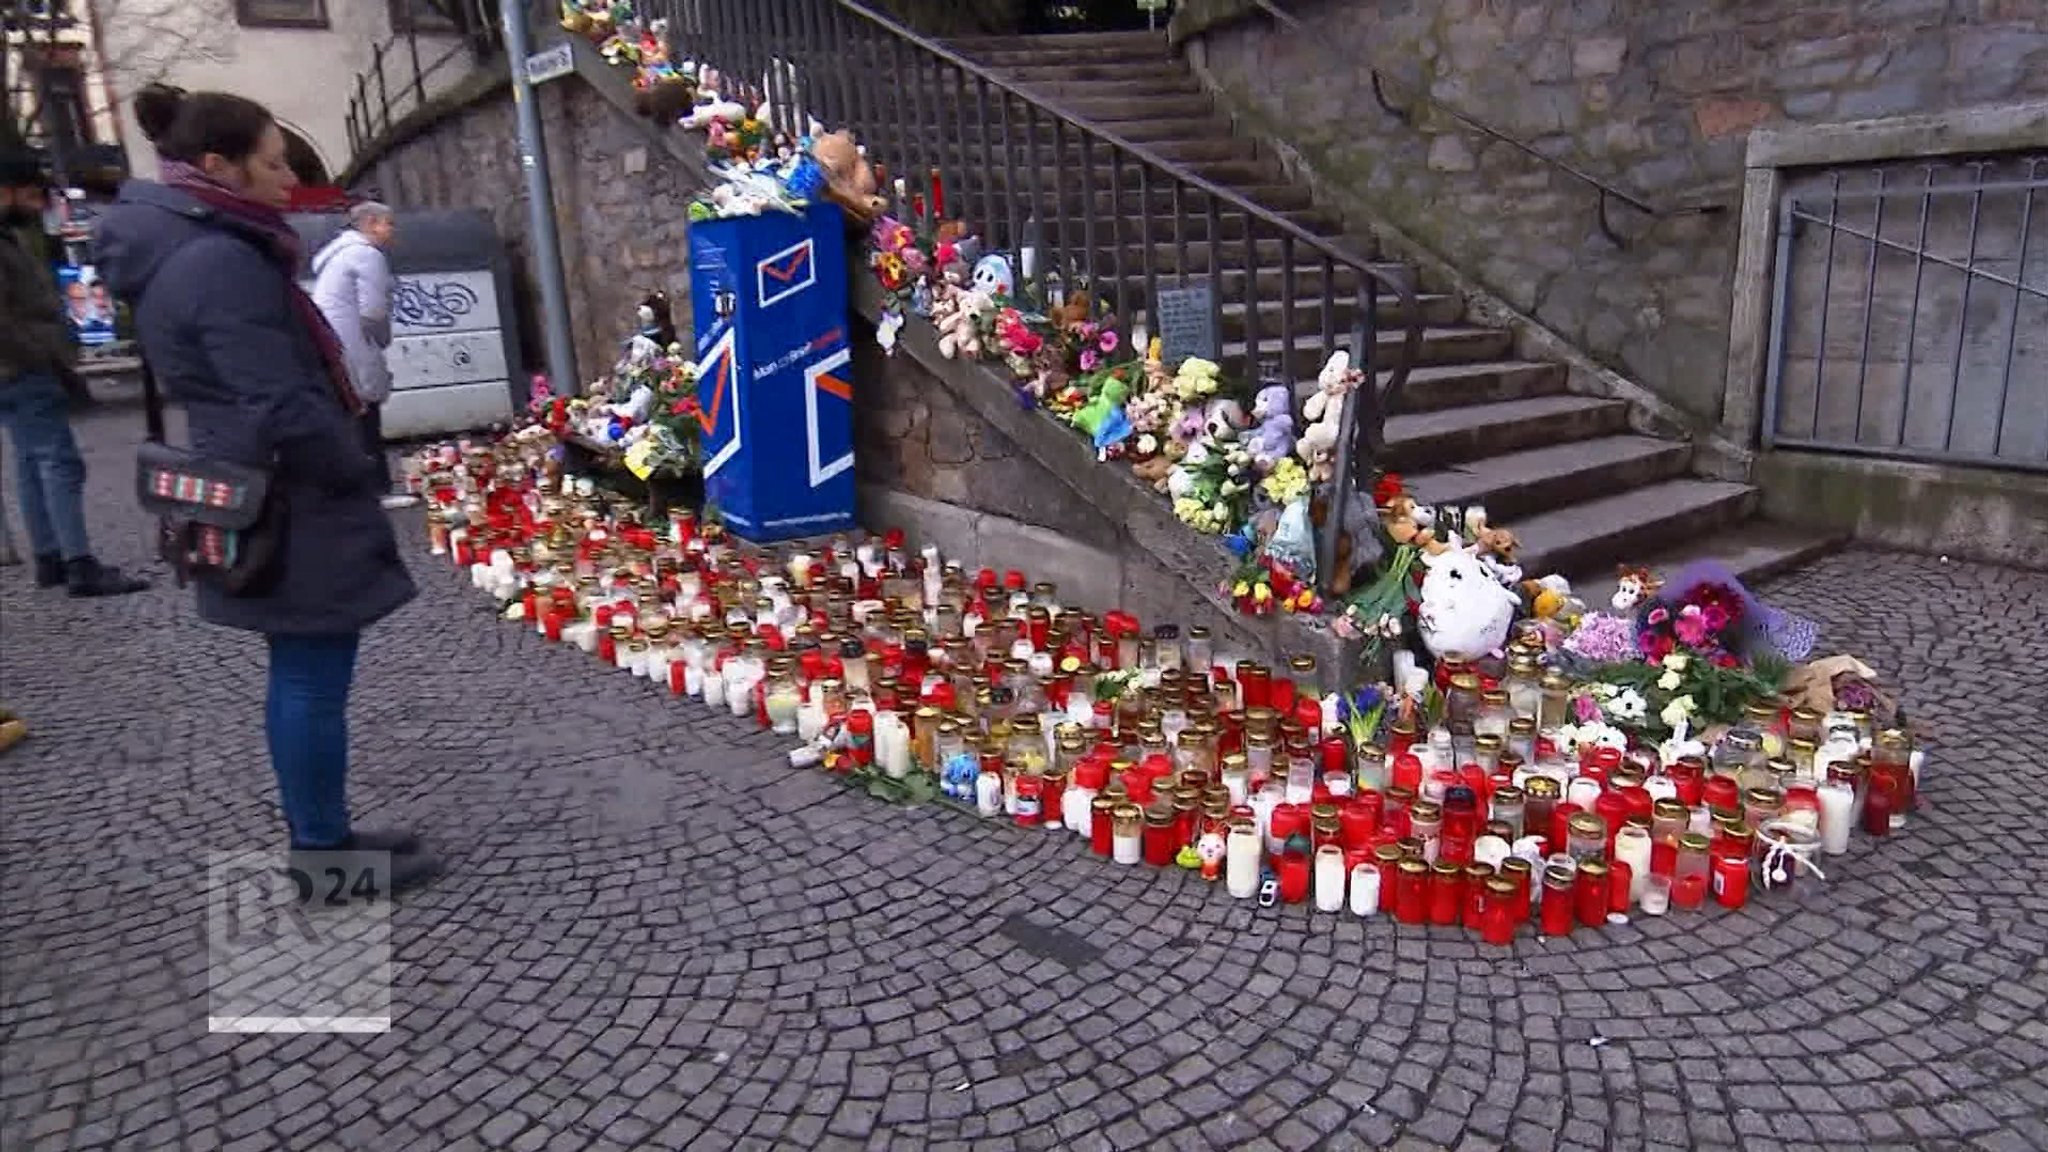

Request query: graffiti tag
[{"left": 391, "top": 279, "right": 481, "bottom": 330}]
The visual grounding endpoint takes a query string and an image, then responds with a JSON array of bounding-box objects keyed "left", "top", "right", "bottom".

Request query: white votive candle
[{"left": 1225, "top": 827, "right": 1262, "bottom": 898}]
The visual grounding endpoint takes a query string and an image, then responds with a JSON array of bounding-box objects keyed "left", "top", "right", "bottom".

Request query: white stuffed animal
[
  {"left": 1297, "top": 350, "right": 1360, "bottom": 481},
  {"left": 1414, "top": 542, "right": 1520, "bottom": 660},
  {"left": 684, "top": 98, "right": 746, "bottom": 130}
]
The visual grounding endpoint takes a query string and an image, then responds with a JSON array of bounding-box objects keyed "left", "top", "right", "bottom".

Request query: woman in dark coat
[{"left": 97, "top": 85, "right": 438, "bottom": 888}]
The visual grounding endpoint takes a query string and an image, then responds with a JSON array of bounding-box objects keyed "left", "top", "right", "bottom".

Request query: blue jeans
[
  {"left": 0, "top": 372, "right": 92, "bottom": 561},
  {"left": 266, "top": 632, "right": 361, "bottom": 848}
]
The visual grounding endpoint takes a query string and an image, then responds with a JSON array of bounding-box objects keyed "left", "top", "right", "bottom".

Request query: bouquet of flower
[{"left": 1637, "top": 579, "right": 1745, "bottom": 667}]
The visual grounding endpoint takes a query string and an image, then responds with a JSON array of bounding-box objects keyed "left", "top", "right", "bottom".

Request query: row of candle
[{"left": 412, "top": 433, "right": 1922, "bottom": 943}]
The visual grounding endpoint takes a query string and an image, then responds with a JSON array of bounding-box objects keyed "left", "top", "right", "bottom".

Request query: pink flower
[
  {"left": 1701, "top": 604, "right": 1730, "bottom": 633},
  {"left": 1079, "top": 349, "right": 1101, "bottom": 372},
  {"left": 1573, "top": 694, "right": 1602, "bottom": 723},
  {"left": 1099, "top": 330, "right": 1120, "bottom": 354},
  {"left": 1673, "top": 605, "right": 1712, "bottom": 647},
  {"left": 1646, "top": 606, "right": 1670, "bottom": 626}
]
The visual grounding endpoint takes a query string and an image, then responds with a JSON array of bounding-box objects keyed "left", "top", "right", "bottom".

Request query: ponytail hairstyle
[{"left": 133, "top": 84, "right": 276, "bottom": 165}]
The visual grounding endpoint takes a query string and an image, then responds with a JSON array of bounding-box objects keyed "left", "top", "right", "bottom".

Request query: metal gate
[{"left": 1763, "top": 154, "right": 2047, "bottom": 472}]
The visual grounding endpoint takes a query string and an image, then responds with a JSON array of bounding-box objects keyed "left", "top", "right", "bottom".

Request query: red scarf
[{"left": 160, "top": 160, "right": 366, "bottom": 417}]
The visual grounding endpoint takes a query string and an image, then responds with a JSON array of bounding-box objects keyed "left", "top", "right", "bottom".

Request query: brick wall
[{"left": 1185, "top": 0, "right": 2048, "bottom": 423}]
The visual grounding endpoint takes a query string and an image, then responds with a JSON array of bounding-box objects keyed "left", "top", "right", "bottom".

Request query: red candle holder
[
  {"left": 1428, "top": 865, "right": 1463, "bottom": 926},
  {"left": 1391, "top": 753, "right": 1424, "bottom": 794},
  {"left": 1712, "top": 852, "right": 1749, "bottom": 908},
  {"left": 1274, "top": 852, "right": 1311, "bottom": 904},
  {"left": 1574, "top": 863, "right": 1609, "bottom": 928},
  {"left": 1393, "top": 861, "right": 1428, "bottom": 924}
]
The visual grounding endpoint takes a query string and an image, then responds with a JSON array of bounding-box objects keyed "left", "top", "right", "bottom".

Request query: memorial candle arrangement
[{"left": 408, "top": 428, "right": 1928, "bottom": 947}]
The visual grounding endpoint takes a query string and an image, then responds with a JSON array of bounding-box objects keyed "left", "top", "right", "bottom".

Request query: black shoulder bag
[{"left": 134, "top": 361, "right": 287, "bottom": 595}]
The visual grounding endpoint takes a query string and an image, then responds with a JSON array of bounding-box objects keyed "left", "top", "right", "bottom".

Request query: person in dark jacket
[
  {"left": 96, "top": 85, "right": 439, "bottom": 889},
  {"left": 0, "top": 147, "right": 150, "bottom": 596}
]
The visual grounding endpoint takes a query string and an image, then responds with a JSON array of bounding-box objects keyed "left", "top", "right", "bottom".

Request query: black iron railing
[
  {"left": 343, "top": 0, "right": 505, "bottom": 160},
  {"left": 661, "top": 0, "right": 1423, "bottom": 583},
  {"left": 1764, "top": 155, "right": 2048, "bottom": 472},
  {"left": 1250, "top": 0, "right": 1721, "bottom": 246}
]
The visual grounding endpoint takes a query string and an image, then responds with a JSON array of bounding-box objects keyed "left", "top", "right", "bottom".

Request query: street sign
[{"left": 524, "top": 43, "right": 574, "bottom": 85}]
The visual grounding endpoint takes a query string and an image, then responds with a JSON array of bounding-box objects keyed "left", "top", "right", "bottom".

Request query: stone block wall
[
  {"left": 361, "top": 79, "right": 707, "bottom": 390},
  {"left": 1182, "top": 0, "right": 2048, "bottom": 425},
  {"left": 347, "top": 48, "right": 1357, "bottom": 673}
]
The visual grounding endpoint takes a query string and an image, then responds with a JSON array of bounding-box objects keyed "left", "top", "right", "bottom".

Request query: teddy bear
[
  {"left": 809, "top": 131, "right": 888, "bottom": 225},
  {"left": 1166, "top": 439, "right": 1212, "bottom": 501},
  {"left": 932, "top": 286, "right": 994, "bottom": 360},
  {"left": 1297, "top": 350, "right": 1361, "bottom": 482},
  {"left": 1245, "top": 383, "right": 1296, "bottom": 472}
]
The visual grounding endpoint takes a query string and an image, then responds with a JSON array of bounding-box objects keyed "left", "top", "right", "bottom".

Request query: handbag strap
[{"left": 141, "top": 357, "right": 166, "bottom": 444}]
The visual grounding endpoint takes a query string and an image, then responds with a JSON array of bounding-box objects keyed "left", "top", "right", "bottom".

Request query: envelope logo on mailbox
[
  {"left": 695, "top": 326, "right": 741, "bottom": 477},
  {"left": 755, "top": 239, "right": 815, "bottom": 309},
  {"left": 804, "top": 346, "right": 853, "bottom": 487}
]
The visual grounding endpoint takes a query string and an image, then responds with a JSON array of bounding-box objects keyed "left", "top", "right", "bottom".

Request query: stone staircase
[{"left": 946, "top": 30, "right": 1833, "bottom": 596}]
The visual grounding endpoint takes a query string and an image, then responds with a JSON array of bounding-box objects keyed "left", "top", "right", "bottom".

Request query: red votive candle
[
  {"left": 1711, "top": 851, "right": 1749, "bottom": 908},
  {"left": 1575, "top": 861, "right": 1610, "bottom": 928},
  {"left": 1275, "top": 852, "right": 1312, "bottom": 904},
  {"left": 1394, "top": 860, "right": 1428, "bottom": 924},
  {"left": 1428, "top": 863, "right": 1463, "bottom": 926}
]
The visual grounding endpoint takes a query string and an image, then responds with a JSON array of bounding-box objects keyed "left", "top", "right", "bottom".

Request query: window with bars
[
  {"left": 233, "top": 0, "right": 328, "bottom": 28},
  {"left": 389, "top": 0, "right": 466, "bottom": 34}
]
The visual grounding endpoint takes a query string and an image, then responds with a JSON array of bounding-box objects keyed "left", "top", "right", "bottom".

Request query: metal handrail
[
  {"left": 665, "top": 0, "right": 1423, "bottom": 595},
  {"left": 1251, "top": 0, "right": 1722, "bottom": 246},
  {"left": 837, "top": 0, "right": 1423, "bottom": 366},
  {"left": 344, "top": 0, "right": 504, "bottom": 162}
]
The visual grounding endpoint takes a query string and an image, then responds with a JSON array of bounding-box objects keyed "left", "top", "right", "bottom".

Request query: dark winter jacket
[
  {"left": 0, "top": 227, "right": 72, "bottom": 380},
  {"left": 96, "top": 181, "right": 416, "bottom": 635}
]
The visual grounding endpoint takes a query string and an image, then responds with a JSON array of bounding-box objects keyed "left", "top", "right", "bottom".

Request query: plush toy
[
  {"left": 1245, "top": 383, "right": 1296, "bottom": 471},
  {"left": 809, "top": 131, "right": 888, "bottom": 225},
  {"left": 683, "top": 97, "right": 746, "bottom": 130},
  {"left": 1415, "top": 542, "right": 1521, "bottom": 660},
  {"left": 1166, "top": 439, "right": 1212, "bottom": 501},
  {"left": 1298, "top": 350, "right": 1361, "bottom": 482},
  {"left": 1202, "top": 397, "right": 1248, "bottom": 442},
  {"left": 1380, "top": 495, "right": 1443, "bottom": 554},
  {"left": 1523, "top": 574, "right": 1574, "bottom": 619},
  {"left": 971, "top": 254, "right": 1014, "bottom": 298},
  {"left": 1075, "top": 377, "right": 1128, "bottom": 439},
  {"left": 1611, "top": 565, "right": 1662, "bottom": 612},
  {"left": 933, "top": 287, "right": 994, "bottom": 360}
]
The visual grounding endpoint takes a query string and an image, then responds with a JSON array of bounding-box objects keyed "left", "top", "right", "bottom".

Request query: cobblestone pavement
[{"left": 3, "top": 405, "right": 2046, "bottom": 1152}]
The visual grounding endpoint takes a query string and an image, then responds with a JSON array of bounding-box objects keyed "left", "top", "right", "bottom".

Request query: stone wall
[
  {"left": 346, "top": 49, "right": 1353, "bottom": 669},
  {"left": 360, "top": 79, "right": 707, "bottom": 390},
  {"left": 1182, "top": 0, "right": 2048, "bottom": 425}
]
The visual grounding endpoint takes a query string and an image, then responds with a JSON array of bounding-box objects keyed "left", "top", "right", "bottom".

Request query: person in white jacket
[{"left": 311, "top": 201, "right": 415, "bottom": 509}]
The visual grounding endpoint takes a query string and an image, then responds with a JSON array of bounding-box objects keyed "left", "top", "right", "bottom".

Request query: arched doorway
[{"left": 279, "top": 126, "right": 329, "bottom": 186}]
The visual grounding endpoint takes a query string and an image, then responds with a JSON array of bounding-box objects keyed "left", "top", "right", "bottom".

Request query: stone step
[
  {"left": 989, "top": 75, "right": 1208, "bottom": 101},
  {"left": 1132, "top": 291, "right": 1464, "bottom": 343},
  {"left": 1509, "top": 479, "right": 1761, "bottom": 580},
  {"left": 1098, "top": 260, "right": 1406, "bottom": 305},
  {"left": 978, "top": 59, "right": 1193, "bottom": 85},
  {"left": 1223, "top": 326, "right": 1515, "bottom": 380},
  {"left": 1570, "top": 520, "right": 1842, "bottom": 610},
  {"left": 948, "top": 176, "right": 1320, "bottom": 219},
  {"left": 1403, "top": 434, "right": 1693, "bottom": 523},
  {"left": 1056, "top": 92, "right": 1218, "bottom": 123},
  {"left": 972, "top": 207, "right": 1343, "bottom": 255},
  {"left": 945, "top": 114, "right": 1237, "bottom": 146},
  {"left": 1377, "top": 359, "right": 1568, "bottom": 413},
  {"left": 928, "top": 134, "right": 1259, "bottom": 171},
  {"left": 1380, "top": 395, "right": 1632, "bottom": 470}
]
